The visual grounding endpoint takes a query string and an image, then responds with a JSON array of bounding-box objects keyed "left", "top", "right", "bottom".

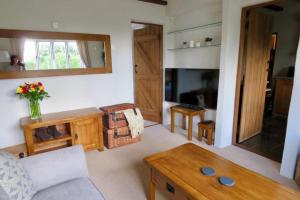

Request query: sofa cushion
[
  {"left": 0, "top": 186, "right": 9, "bottom": 200},
  {"left": 0, "top": 151, "right": 36, "bottom": 200},
  {"left": 32, "top": 178, "right": 105, "bottom": 200},
  {"left": 19, "top": 145, "right": 88, "bottom": 192}
]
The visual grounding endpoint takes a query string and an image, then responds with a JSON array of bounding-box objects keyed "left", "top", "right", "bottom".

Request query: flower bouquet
[{"left": 16, "top": 82, "right": 49, "bottom": 120}]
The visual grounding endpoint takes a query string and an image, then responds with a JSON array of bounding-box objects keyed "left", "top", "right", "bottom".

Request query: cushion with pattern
[{"left": 0, "top": 152, "right": 36, "bottom": 200}]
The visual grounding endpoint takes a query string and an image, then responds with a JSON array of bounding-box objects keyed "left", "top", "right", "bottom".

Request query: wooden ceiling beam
[{"left": 138, "top": 0, "right": 168, "bottom": 6}]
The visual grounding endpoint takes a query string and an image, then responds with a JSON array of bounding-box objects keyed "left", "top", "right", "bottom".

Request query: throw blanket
[{"left": 122, "top": 108, "right": 144, "bottom": 138}]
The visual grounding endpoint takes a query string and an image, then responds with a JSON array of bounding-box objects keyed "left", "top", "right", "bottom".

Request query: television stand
[{"left": 170, "top": 105, "right": 206, "bottom": 141}]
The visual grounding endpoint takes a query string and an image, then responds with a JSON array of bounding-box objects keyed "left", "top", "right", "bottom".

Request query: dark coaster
[
  {"left": 218, "top": 176, "right": 235, "bottom": 187},
  {"left": 200, "top": 167, "right": 216, "bottom": 176}
]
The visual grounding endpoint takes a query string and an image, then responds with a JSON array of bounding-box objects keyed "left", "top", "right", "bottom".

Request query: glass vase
[{"left": 29, "top": 99, "right": 41, "bottom": 120}]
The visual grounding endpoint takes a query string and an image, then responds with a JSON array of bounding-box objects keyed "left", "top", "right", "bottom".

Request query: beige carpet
[
  {"left": 86, "top": 125, "right": 299, "bottom": 200},
  {"left": 144, "top": 120, "right": 159, "bottom": 127}
]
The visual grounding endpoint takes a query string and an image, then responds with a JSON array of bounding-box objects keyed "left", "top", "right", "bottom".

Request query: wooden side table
[{"left": 170, "top": 105, "right": 205, "bottom": 140}]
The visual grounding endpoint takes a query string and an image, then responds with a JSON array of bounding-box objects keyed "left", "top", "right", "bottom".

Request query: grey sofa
[{"left": 19, "top": 145, "right": 105, "bottom": 200}]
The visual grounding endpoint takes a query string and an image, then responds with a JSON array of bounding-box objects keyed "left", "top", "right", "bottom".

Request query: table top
[
  {"left": 171, "top": 105, "right": 206, "bottom": 114},
  {"left": 21, "top": 107, "right": 103, "bottom": 128},
  {"left": 144, "top": 143, "right": 300, "bottom": 200}
]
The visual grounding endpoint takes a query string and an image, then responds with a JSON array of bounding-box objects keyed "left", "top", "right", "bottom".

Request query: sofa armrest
[{"left": 19, "top": 145, "right": 89, "bottom": 192}]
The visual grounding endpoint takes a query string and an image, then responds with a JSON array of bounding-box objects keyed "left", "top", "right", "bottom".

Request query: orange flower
[{"left": 39, "top": 85, "right": 44, "bottom": 91}]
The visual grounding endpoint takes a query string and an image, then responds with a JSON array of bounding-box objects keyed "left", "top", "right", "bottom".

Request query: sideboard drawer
[{"left": 152, "top": 168, "right": 193, "bottom": 200}]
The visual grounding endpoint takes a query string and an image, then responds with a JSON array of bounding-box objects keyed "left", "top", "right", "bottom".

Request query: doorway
[
  {"left": 131, "top": 22, "right": 163, "bottom": 124},
  {"left": 234, "top": 0, "right": 299, "bottom": 162}
]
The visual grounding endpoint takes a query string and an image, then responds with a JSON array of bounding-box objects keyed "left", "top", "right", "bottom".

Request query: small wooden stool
[{"left": 198, "top": 120, "right": 215, "bottom": 145}]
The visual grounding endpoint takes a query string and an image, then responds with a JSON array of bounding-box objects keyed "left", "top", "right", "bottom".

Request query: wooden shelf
[
  {"left": 168, "top": 44, "right": 221, "bottom": 51},
  {"left": 33, "top": 144, "right": 70, "bottom": 154},
  {"left": 33, "top": 134, "right": 72, "bottom": 149},
  {"left": 168, "top": 22, "right": 222, "bottom": 34}
]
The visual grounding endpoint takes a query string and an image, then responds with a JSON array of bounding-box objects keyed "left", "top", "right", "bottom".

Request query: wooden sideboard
[{"left": 20, "top": 107, "right": 104, "bottom": 155}]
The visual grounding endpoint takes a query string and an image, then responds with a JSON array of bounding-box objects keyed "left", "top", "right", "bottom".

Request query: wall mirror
[{"left": 0, "top": 29, "right": 112, "bottom": 79}]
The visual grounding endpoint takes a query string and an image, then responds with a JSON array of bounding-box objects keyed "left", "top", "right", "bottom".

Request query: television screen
[{"left": 165, "top": 68, "right": 219, "bottom": 109}]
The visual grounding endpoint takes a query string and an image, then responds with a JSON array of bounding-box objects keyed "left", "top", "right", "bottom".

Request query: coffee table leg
[
  {"left": 148, "top": 179, "right": 156, "bottom": 200},
  {"left": 188, "top": 114, "right": 193, "bottom": 141}
]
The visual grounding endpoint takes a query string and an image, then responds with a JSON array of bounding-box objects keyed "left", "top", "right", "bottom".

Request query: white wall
[
  {"left": 281, "top": 38, "right": 300, "bottom": 178},
  {"left": 163, "top": 1, "right": 222, "bottom": 130},
  {"left": 168, "top": 3, "right": 222, "bottom": 69},
  {"left": 214, "top": 0, "right": 242, "bottom": 148},
  {"left": 0, "top": 0, "right": 168, "bottom": 148},
  {"left": 217, "top": 0, "right": 300, "bottom": 178}
]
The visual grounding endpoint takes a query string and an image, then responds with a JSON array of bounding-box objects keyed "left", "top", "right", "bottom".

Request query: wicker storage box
[
  {"left": 100, "top": 103, "right": 135, "bottom": 129},
  {"left": 104, "top": 127, "right": 141, "bottom": 149}
]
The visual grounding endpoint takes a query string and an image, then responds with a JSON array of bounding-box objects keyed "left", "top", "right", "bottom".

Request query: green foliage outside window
[{"left": 24, "top": 41, "right": 84, "bottom": 70}]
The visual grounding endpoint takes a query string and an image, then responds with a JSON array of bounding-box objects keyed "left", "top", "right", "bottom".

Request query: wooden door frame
[
  {"left": 131, "top": 21, "right": 164, "bottom": 123},
  {"left": 232, "top": 0, "right": 285, "bottom": 145}
]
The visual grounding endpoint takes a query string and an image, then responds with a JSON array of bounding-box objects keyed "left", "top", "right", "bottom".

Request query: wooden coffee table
[{"left": 144, "top": 143, "right": 300, "bottom": 200}]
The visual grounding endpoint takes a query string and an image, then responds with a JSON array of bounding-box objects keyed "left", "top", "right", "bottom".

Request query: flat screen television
[{"left": 165, "top": 68, "right": 219, "bottom": 109}]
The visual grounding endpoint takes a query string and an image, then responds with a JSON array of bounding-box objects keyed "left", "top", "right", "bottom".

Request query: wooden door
[
  {"left": 133, "top": 24, "right": 162, "bottom": 123},
  {"left": 238, "top": 10, "right": 273, "bottom": 143},
  {"left": 72, "top": 117, "right": 99, "bottom": 151}
]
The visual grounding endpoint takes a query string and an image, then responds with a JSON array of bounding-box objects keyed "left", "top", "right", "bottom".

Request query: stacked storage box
[{"left": 100, "top": 103, "right": 142, "bottom": 149}]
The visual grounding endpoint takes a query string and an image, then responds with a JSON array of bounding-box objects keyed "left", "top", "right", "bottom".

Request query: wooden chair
[{"left": 198, "top": 120, "right": 215, "bottom": 145}]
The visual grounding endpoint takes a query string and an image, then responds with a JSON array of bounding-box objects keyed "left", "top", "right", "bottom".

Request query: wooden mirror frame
[{"left": 0, "top": 29, "right": 112, "bottom": 79}]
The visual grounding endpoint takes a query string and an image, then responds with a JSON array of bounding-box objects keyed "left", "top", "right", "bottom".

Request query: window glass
[
  {"left": 68, "top": 42, "right": 84, "bottom": 68},
  {"left": 53, "top": 42, "right": 67, "bottom": 69},
  {"left": 38, "top": 42, "right": 51, "bottom": 70},
  {"left": 23, "top": 40, "right": 37, "bottom": 70},
  {"left": 23, "top": 40, "right": 86, "bottom": 70}
]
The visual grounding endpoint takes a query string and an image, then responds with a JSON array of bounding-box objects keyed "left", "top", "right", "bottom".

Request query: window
[
  {"left": 23, "top": 40, "right": 37, "bottom": 70},
  {"left": 38, "top": 42, "right": 51, "bottom": 70},
  {"left": 68, "top": 42, "right": 83, "bottom": 69},
  {"left": 53, "top": 42, "right": 67, "bottom": 69},
  {"left": 23, "top": 40, "right": 85, "bottom": 70}
]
